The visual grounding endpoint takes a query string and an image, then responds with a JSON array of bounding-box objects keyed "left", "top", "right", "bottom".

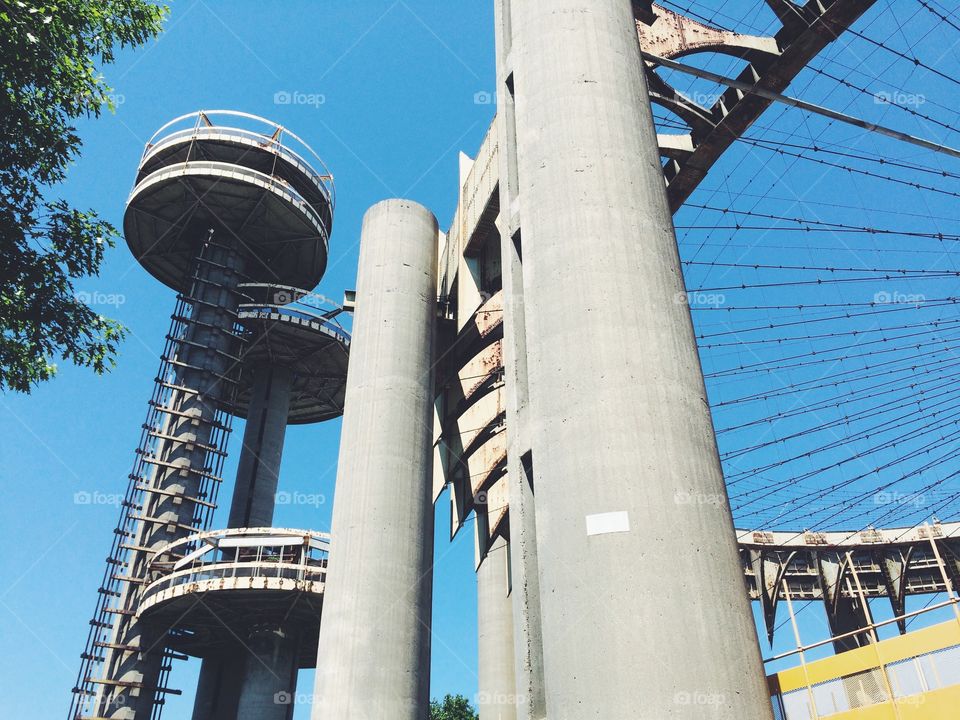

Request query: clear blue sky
[{"left": 3, "top": 0, "right": 960, "bottom": 717}]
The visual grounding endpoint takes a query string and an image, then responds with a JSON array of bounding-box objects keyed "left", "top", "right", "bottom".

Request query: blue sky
[{"left": 3, "top": 0, "right": 960, "bottom": 717}]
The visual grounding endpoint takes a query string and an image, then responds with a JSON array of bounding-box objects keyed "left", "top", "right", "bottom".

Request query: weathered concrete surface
[
  {"left": 509, "top": 0, "right": 773, "bottom": 717},
  {"left": 493, "top": 2, "right": 547, "bottom": 717},
  {"left": 98, "top": 239, "right": 246, "bottom": 720},
  {"left": 478, "top": 538, "right": 518, "bottom": 720},
  {"left": 190, "top": 653, "right": 243, "bottom": 720},
  {"left": 312, "top": 199, "right": 439, "bottom": 720}
]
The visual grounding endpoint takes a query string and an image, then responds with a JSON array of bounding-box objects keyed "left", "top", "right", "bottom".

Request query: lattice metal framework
[{"left": 70, "top": 239, "right": 245, "bottom": 720}]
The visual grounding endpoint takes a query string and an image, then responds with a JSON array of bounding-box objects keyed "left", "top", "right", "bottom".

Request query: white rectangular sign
[{"left": 585, "top": 511, "right": 631, "bottom": 536}]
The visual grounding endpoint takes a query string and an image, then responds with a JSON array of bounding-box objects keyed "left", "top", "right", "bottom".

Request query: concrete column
[
  {"left": 828, "top": 597, "right": 875, "bottom": 653},
  {"left": 235, "top": 626, "right": 299, "bottom": 720},
  {"left": 493, "top": 1, "right": 547, "bottom": 717},
  {"left": 510, "top": 1, "right": 773, "bottom": 717},
  {"left": 477, "top": 539, "right": 518, "bottom": 720},
  {"left": 822, "top": 567, "right": 875, "bottom": 654},
  {"left": 228, "top": 364, "right": 293, "bottom": 528},
  {"left": 191, "top": 652, "right": 243, "bottom": 720},
  {"left": 312, "top": 199, "right": 439, "bottom": 720},
  {"left": 193, "top": 364, "right": 294, "bottom": 719}
]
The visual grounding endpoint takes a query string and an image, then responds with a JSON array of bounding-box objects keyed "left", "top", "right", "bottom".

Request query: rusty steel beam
[{"left": 636, "top": 0, "right": 880, "bottom": 212}]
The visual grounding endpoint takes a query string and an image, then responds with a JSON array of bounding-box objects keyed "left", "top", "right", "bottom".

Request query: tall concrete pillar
[
  {"left": 493, "top": 1, "right": 547, "bottom": 717},
  {"left": 477, "top": 538, "right": 518, "bottom": 720},
  {"left": 193, "top": 364, "right": 294, "bottom": 720},
  {"left": 509, "top": 1, "right": 773, "bottom": 717},
  {"left": 98, "top": 237, "right": 246, "bottom": 720},
  {"left": 312, "top": 199, "right": 439, "bottom": 720},
  {"left": 228, "top": 365, "right": 293, "bottom": 528},
  {"left": 235, "top": 626, "right": 299, "bottom": 720}
]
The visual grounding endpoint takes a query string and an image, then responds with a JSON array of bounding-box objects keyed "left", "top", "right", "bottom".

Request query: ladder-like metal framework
[{"left": 70, "top": 240, "right": 244, "bottom": 720}]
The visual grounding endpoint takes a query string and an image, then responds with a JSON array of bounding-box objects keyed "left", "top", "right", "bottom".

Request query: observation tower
[{"left": 69, "top": 111, "right": 348, "bottom": 720}]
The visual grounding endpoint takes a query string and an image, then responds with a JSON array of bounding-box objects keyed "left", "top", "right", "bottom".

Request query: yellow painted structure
[{"left": 770, "top": 619, "right": 960, "bottom": 719}]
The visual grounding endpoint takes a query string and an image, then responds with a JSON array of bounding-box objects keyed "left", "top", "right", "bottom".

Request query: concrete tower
[
  {"left": 67, "top": 4, "right": 911, "bottom": 720},
  {"left": 503, "top": 0, "right": 773, "bottom": 716},
  {"left": 434, "top": 2, "right": 887, "bottom": 718},
  {"left": 69, "top": 111, "right": 349, "bottom": 720}
]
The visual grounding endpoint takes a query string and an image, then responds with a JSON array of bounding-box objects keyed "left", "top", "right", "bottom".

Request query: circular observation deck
[
  {"left": 228, "top": 284, "right": 350, "bottom": 424},
  {"left": 123, "top": 111, "right": 335, "bottom": 291},
  {"left": 138, "top": 528, "right": 328, "bottom": 667}
]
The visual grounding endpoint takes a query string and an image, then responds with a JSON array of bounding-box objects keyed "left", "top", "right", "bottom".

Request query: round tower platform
[
  {"left": 228, "top": 284, "right": 350, "bottom": 424},
  {"left": 137, "top": 528, "right": 328, "bottom": 668},
  {"left": 123, "top": 110, "right": 335, "bottom": 292}
]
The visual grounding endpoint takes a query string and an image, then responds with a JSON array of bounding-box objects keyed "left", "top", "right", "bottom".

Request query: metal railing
[
  {"left": 129, "top": 160, "right": 330, "bottom": 243},
  {"left": 139, "top": 110, "right": 335, "bottom": 210},
  {"left": 236, "top": 283, "right": 351, "bottom": 345},
  {"left": 141, "top": 527, "right": 330, "bottom": 609},
  {"left": 775, "top": 641, "right": 960, "bottom": 719}
]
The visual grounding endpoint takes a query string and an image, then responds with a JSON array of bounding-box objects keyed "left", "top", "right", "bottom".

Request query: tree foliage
[
  {"left": 0, "top": 0, "right": 166, "bottom": 392},
  {"left": 430, "top": 694, "right": 479, "bottom": 720}
]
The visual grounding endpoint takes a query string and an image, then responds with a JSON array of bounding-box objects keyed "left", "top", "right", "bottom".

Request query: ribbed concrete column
[
  {"left": 510, "top": 1, "right": 773, "bottom": 717},
  {"left": 477, "top": 539, "right": 518, "bottom": 720},
  {"left": 312, "top": 199, "right": 439, "bottom": 720},
  {"left": 228, "top": 364, "right": 293, "bottom": 528},
  {"left": 493, "top": 1, "right": 547, "bottom": 717},
  {"left": 235, "top": 626, "right": 299, "bottom": 720}
]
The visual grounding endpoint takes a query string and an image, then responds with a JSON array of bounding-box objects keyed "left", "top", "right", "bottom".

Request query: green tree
[
  {"left": 0, "top": 1, "right": 166, "bottom": 392},
  {"left": 430, "top": 694, "right": 479, "bottom": 720}
]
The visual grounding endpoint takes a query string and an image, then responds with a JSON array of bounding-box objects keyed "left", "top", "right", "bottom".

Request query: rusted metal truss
[{"left": 636, "top": 0, "right": 880, "bottom": 212}]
